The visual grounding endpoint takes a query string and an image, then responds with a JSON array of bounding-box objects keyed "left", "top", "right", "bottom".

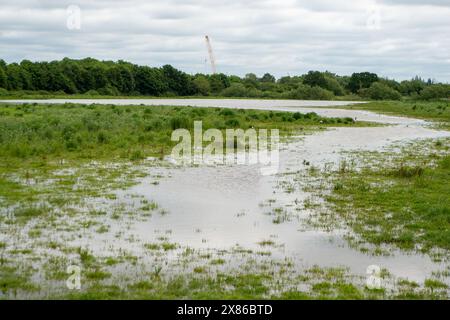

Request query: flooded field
[{"left": 1, "top": 99, "right": 449, "bottom": 299}]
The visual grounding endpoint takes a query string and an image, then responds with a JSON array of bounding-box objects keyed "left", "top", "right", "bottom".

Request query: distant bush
[
  {"left": 0, "top": 88, "right": 8, "bottom": 96},
  {"left": 348, "top": 72, "right": 379, "bottom": 93},
  {"left": 360, "top": 82, "right": 402, "bottom": 100},
  {"left": 0, "top": 57, "right": 448, "bottom": 100},
  {"left": 284, "top": 84, "right": 334, "bottom": 100},
  {"left": 221, "top": 83, "right": 248, "bottom": 97},
  {"left": 98, "top": 85, "right": 120, "bottom": 96},
  {"left": 193, "top": 76, "right": 210, "bottom": 96},
  {"left": 419, "top": 84, "right": 450, "bottom": 100},
  {"left": 245, "top": 88, "right": 264, "bottom": 98},
  {"left": 84, "top": 90, "right": 100, "bottom": 96},
  {"left": 308, "top": 86, "right": 335, "bottom": 100},
  {"left": 324, "top": 76, "right": 345, "bottom": 96}
]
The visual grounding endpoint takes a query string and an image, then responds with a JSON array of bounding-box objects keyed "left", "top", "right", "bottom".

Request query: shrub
[
  {"left": 284, "top": 84, "right": 334, "bottom": 100},
  {"left": 0, "top": 88, "right": 9, "bottom": 96},
  {"left": 225, "top": 118, "right": 240, "bottom": 127},
  {"left": 98, "top": 85, "right": 120, "bottom": 96},
  {"left": 84, "top": 89, "right": 99, "bottom": 96},
  {"left": 419, "top": 85, "right": 450, "bottom": 100},
  {"left": 293, "top": 112, "right": 303, "bottom": 120},
  {"left": 391, "top": 164, "right": 424, "bottom": 178},
  {"left": 219, "top": 109, "right": 235, "bottom": 116},
  {"left": 170, "top": 116, "right": 190, "bottom": 130},
  {"left": 361, "top": 82, "right": 402, "bottom": 100},
  {"left": 130, "top": 150, "right": 144, "bottom": 161},
  {"left": 221, "top": 83, "right": 248, "bottom": 97},
  {"left": 308, "top": 86, "right": 335, "bottom": 100}
]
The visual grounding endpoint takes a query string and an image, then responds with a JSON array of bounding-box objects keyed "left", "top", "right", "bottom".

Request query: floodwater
[
  {"left": 3, "top": 98, "right": 420, "bottom": 124},
  {"left": 118, "top": 129, "right": 450, "bottom": 283},
  {"left": 4, "top": 98, "right": 362, "bottom": 109},
  {"left": 97, "top": 99, "right": 448, "bottom": 283},
  {"left": 6, "top": 99, "right": 450, "bottom": 283}
]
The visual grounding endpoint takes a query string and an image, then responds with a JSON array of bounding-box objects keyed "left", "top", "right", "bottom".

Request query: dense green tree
[
  {"left": 399, "top": 77, "right": 426, "bottom": 96},
  {"left": 324, "top": 75, "right": 345, "bottom": 96},
  {"left": 117, "top": 65, "right": 135, "bottom": 93},
  {"left": 228, "top": 75, "right": 242, "bottom": 84},
  {"left": 260, "top": 73, "right": 275, "bottom": 83},
  {"left": 244, "top": 73, "right": 259, "bottom": 89},
  {"left": 419, "top": 84, "right": 450, "bottom": 100},
  {"left": 360, "top": 82, "right": 402, "bottom": 100},
  {"left": 0, "top": 59, "right": 6, "bottom": 71},
  {"left": 135, "top": 66, "right": 167, "bottom": 95},
  {"left": 348, "top": 72, "right": 379, "bottom": 93},
  {"left": 6, "top": 63, "right": 32, "bottom": 90},
  {"left": 162, "top": 64, "right": 193, "bottom": 95},
  {"left": 209, "top": 73, "right": 230, "bottom": 93},
  {"left": 221, "top": 83, "right": 248, "bottom": 97},
  {"left": 193, "top": 75, "right": 210, "bottom": 96},
  {"left": 284, "top": 84, "right": 334, "bottom": 100},
  {"left": 0, "top": 67, "right": 7, "bottom": 89},
  {"left": 303, "top": 71, "right": 328, "bottom": 89},
  {"left": 0, "top": 57, "right": 447, "bottom": 101},
  {"left": 379, "top": 78, "right": 400, "bottom": 92}
]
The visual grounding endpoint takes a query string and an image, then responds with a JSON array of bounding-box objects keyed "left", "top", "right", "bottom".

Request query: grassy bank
[
  {"left": 346, "top": 100, "right": 450, "bottom": 128},
  {"left": 306, "top": 139, "right": 450, "bottom": 258},
  {"left": 0, "top": 92, "right": 363, "bottom": 101}
]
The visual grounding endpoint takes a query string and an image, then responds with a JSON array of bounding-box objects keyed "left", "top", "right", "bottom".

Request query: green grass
[
  {"left": 327, "top": 150, "right": 450, "bottom": 254},
  {"left": 0, "top": 102, "right": 363, "bottom": 163},
  {"left": 59, "top": 264, "right": 447, "bottom": 300},
  {"left": 346, "top": 100, "right": 450, "bottom": 127},
  {"left": 0, "top": 91, "right": 361, "bottom": 101},
  {"left": 1, "top": 101, "right": 448, "bottom": 300}
]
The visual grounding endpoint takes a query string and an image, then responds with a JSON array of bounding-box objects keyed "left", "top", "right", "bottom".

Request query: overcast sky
[{"left": 1, "top": 0, "right": 449, "bottom": 81}]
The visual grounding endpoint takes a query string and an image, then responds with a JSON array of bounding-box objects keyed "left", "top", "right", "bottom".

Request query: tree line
[{"left": 0, "top": 58, "right": 449, "bottom": 100}]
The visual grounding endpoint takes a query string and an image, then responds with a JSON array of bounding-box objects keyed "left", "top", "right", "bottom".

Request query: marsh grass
[
  {"left": 346, "top": 100, "right": 450, "bottom": 129},
  {"left": 326, "top": 149, "right": 450, "bottom": 254},
  {"left": 390, "top": 163, "right": 425, "bottom": 178},
  {"left": 0, "top": 103, "right": 364, "bottom": 163}
]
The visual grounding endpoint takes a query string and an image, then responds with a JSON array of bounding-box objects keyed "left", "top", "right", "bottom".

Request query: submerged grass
[
  {"left": 1, "top": 102, "right": 449, "bottom": 299},
  {"left": 346, "top": 100, "right": 450, "bottom": 129},
  {"left": 325, "top": 142, "right": 450, "bottom": 254}
]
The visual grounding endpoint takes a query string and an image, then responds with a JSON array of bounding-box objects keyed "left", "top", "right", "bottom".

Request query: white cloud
[{"left": 0, "top": 0, "right": 449, "bottom": 81}]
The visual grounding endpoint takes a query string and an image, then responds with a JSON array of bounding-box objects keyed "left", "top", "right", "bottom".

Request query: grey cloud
[{"left": 0, "top": 0, "right": 449, "bottom": 81}]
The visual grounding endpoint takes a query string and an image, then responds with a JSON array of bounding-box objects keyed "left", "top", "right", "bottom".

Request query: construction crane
[{"left": 204, "top": 35, "right": 217, "bottom": 74}]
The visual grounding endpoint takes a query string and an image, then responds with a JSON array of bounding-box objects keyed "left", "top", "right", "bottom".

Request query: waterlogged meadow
[
  {"left": 0, "top": 102, "right": 358, "bottom": 161},
  {"left": 0, "top": 100, "right": 449, "bottom": 299}
]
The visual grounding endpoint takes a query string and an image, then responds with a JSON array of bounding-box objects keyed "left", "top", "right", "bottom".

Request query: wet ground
[
  {"left": 3, "top": 99, "right": 450, "bottom": 293},
  {"left": 117, "top": 126, "right": 449, "bottom": 283}
]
